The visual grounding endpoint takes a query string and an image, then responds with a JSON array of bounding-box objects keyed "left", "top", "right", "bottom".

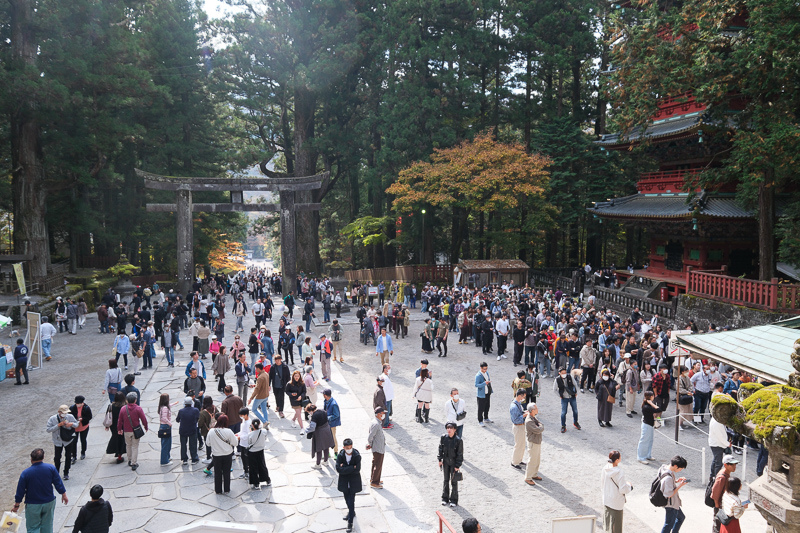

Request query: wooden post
[
  {"left": 770, "top": 277, "right": 779, "bottom": 311},
  {"left": 280, "top": 190, "right": 296, "bottom": 297},
  {"left": 685, "top": 266, "right": 692, "bottom": 294},
  {"left": 176, "top": 189, "right": 193, "bottom": 296}
]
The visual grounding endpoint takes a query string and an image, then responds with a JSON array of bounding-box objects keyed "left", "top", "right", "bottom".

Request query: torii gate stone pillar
[{"left": 137, "top": 169, "right": 325, "bottom": 296}]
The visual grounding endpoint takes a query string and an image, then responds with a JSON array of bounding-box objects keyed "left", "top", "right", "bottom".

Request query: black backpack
[
  {"left": 649, "top": 471, "right": 671, "bottom": 507},
  {"left": 704, "top": 476, "right": 717, "bottom": 507}
]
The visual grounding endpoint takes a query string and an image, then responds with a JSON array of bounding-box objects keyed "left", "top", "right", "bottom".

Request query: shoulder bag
[
  {"left": 453, "top": 400, "right": 467, "bottom": 421},
  {"left": 102, "top": 405, "right": 114, "bottom": 428},
  {"left": 59, "top": 420, "right": 76, "bottom": 443},
  {"left": 124, "top": 405, "right": 145, "bottom": 439}
]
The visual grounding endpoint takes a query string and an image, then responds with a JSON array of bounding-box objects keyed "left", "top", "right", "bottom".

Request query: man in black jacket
[
  {"left": 72, "top": 484, "right": 112, "bottom": 533},
  {"left": 438, "top": 422, "right": 464, "bottom": 508},
  {"left": 335, "top": 438, "right": 362, "bottom": 533},
  {"left": 269, "top": 355, "right": 291, "bottom": 418}
]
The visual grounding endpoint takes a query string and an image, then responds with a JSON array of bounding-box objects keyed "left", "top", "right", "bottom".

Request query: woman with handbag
[
  {"left": 205, "top": 414, "right": 237, "bottom": 494},
  {"left": 677, "top": 365, "right": 694, "bottom": 431},
  {"left": 306, "top": 404, "right": 335, "bottom": 468},
  {"left": 413, "top": 368, "right": 434, "bottom": 423},
  {"left": 720, "top": 477, "right": 748, "bottom": 533},
  {"left": 246, "top": 419, "right": 271, "bottom": 490},
  {"left": 157, "top": 393, "right": 179, "bottom": 466},
  {"left": 104, "top": 392, "right": 126, "bottom": 464},
  {"left": 596, "top": 368, "right": 619, "bottom": 427},
  {"left": 102, "top": 359, "right": 123, "bottom": 398},
  {"left": 286, "top": 370, "right": 307, "bottom": 430}
]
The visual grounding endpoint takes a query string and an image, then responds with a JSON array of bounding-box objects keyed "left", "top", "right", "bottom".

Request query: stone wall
[{"left": 675, "top": 294, "right": 796, "bottom": 330}]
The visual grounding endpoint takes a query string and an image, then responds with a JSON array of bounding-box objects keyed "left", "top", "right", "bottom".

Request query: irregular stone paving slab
[
  {"left": 268, "top": 485, "right": 317, "bottom": 505},
  {"left": 180, "top": 483, "right": 215, "bottom": 500},
  {"left": 133, "top": 461, "right": 181, "bottom": 476},
  {"left": 135, "top": 472, "right": 179, "bottom": 484},
  {"left": 380, "top": 508, "right": 433, "bottom": 533},
  {"left": 296, "top": 497, "right": 333, "bottom": 516},
  {"left": 291, "top": 471, "right": 336, "bottom": 487},
  {"left": 93, "top": 474, "right": 133, "bottom": 489},
  {"left": 332, "top": 493, "right": 378, "bottom": 509},
  {"left": 265, "top": 470, "right": 289, "bottom": 488},
  {"left": 307, "top": 508, "right": 350, "bottom": 532},
  {"left": 110, "top": 508, "right": 158, "bottom": 533},
  {"left": 155, "top": 499, "right": 216, "bottom": 517},
  {"left": 240, "top": 487, "right": 272, "bottom": 504},
  {"left": 283, "top": 462, "right": 314, "bottom": 475},
  {"left": 370, "top": 477, "right": 425, "bottom": 510},
  {"left": 228, "top": 502, "right": 295, "bottom": 523},
  {"left": 143, "top": 510, "right": 196, "bottom": 533},
  {"left": 176, "top": 468, "right": 210, "bottom": 486},
  {"left": 151, "top": 483, "right": 177, "bottom": 501},
  {"left": 315, "top": 485, "right": 345, "bottom": 499},
  {"left": 274, "top": 514, "right": 310, "bottom": 533},
  {"left": 93, "top": 466, "right": 133, "bottom": 480},
  {"left": 350, "top": 505, "right": 391, "bottom": 533}
]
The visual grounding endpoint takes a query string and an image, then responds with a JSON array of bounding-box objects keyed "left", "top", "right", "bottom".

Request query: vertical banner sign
[
  {"left": 24, "top": 311, "right": 41, "bottom": 370},
  {"left": 13, "top": 263, "right": 26, "bottom": 295}
]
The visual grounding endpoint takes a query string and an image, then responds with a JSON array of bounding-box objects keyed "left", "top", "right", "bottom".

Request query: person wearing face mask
[
  {"left": 690, "top": 364, "right": 712, "bottom": 424},
  {"left": 707, "top": 363, "right": 723, "bottom": 389},
  {"left": 596, "top": 369, "right": 618, "bottom": 427},
  {"left": 366, "top": 407, "right": 387, "bottom": 489},
  {"left": 625, "top": 360, "right": 640, "bottom": 418},
  {"left": 444, "top": 388, "right": 466, "bottom": 438},
  {"left": 336, "top": 438, "right": 362, "bottom": 533},
  {"left": 438, "top": 422, "right": 464, "bottom": 508},
  {"left": 524, "top": 403, "right": 544, "bottom": 486}
]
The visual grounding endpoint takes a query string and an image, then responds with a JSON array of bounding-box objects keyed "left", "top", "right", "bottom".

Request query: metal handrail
[{"left": 436, "top": 511, "right": 458, "bottom": 533}]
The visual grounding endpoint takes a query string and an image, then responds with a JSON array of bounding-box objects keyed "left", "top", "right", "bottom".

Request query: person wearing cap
[
  {"left": 13, "top": 448, "right": 69, "bottom": 532},
  {"left": 366, "top": 407, "right": 387, "bottom": 488},
  {"left": 328, "top": 319, "right": 344, "bottom": 362},
  {"left": 176, "top": 396, "right": 200, "bottom": 464},
  {"left": 711, "top": 454, "right": 739, "bottom": 533},
  {"left": 69, "top": 396, "right": 93, "bottom": 462},
  {"left": 323, "top": 389, "right": 341, "bottom": 454},
  {"left": 46, "top": 405, "right": 79, "bottom": 480},
  {"left": 317, "top": 333, "right": 333, "bottom": 381}
]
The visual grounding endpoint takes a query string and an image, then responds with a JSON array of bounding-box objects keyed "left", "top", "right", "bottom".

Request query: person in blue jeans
[
  {"left": 658, "top": 456, "right": 688, "bottom": 533},
  {"left": 554, "top": 367, "right": 581, "bottom": 432},
  {"left": 249, "top": 363, "right": 270, "bottom": 424},
  {"left": 158, "top": 394, "right": 175, "bottom": 465},
  {"left": 324, "top": 389, "right": 342, "bottom": 454},
  {"left": 176, "top": 396, "right": 200, "bottom": 464}
]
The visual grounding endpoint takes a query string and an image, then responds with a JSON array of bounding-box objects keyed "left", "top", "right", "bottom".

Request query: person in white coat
[
  {"left": 444, "top": 388, "right": 466, "bottom": 438},
  {"left": 600, "top": 450, "right": 633, "bottom": 533},
  {"left": 380, "top": 365, "right": 395, "bottom": 428}
]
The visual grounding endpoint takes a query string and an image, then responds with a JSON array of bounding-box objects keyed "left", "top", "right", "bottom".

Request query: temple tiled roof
[
  {"left": 596, "top": 113, "right": 703, "bottom": 146},
  {"left": 588, "top": 193, "right": 753, "bottom": 219}
]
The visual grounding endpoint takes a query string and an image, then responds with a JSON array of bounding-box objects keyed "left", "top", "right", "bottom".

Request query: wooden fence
[
  {"left": 593, "top": 286, "right": 677, "bottom": 318},
  {"left": 529, "top": 270, "right": 573, "bottom": 292},
  {"left": 344, "top": 264, "right": 453, "bottom": 283},
  {"left": 687, "top": 269, "right": 800, "bottom": 313}
]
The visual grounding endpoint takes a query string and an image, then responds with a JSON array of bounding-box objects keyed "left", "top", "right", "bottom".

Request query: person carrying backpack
[{"left": 652, "top": 456, "right": 689, "bottom": 532}]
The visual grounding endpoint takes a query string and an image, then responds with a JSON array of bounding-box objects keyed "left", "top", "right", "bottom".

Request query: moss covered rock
[
  {"left": 738, "top": 382, "right": 764, "bottom": 402},
  {"left": 711, "top": 393, "right": 745, "bottom": 431},
  {"left": 741, "top": 385, "right": 800, "bottom": 452}
]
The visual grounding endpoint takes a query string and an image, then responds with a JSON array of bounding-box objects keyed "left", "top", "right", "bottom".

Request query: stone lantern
[{"left": 711, "top": 380, "right": 800, "bottom": 533}]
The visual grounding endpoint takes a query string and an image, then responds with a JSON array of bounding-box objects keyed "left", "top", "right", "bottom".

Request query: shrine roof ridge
[{"left": 136, "top": 168, "right": 327, "bottom": 192}]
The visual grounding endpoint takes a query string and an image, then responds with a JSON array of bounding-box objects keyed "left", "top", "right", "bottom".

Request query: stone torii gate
[{"left": 136, "top": 169, "right": 326, "bottom": 296}]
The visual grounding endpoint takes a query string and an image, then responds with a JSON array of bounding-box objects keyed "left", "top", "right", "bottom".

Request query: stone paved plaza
[{"left": 1, "top": 296, "right": 769, "bottom": 532}]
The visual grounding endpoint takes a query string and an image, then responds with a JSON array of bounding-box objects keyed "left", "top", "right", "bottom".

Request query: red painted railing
[
  {"left": 653, "top": 91, "right": 705, "bottom": 118},
  {"left": 436, "top": 511, "right": 458, "bottom": 533},
  {"left": 637, "top": 168, "right": 703, "bottom": 193},
  {"left": 687, "top": 269, "right": 800, "bottom": 313}
]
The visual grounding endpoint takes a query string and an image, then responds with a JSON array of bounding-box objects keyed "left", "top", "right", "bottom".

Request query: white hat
[{"left": 623, "top": 353, "right": 631, "bottom": 358}]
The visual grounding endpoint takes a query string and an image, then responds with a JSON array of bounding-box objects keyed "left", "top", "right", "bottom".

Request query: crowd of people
[{"left": 10, "top": 269, "right": 769, "bottom": 533}]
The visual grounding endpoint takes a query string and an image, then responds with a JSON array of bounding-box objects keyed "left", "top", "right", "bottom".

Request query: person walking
[
  {"left": 112, "top": 332, "right": 130, "bottom": 370},
  {"left": 176, "top": 397, "right": 200, "bottom": 464},
  {"left": 286, "top": 370, "right": 307, "bottom": 430},
  {"left": 198, "top": 397, "right": 218, "bottom": 465},
  {"left": 328, "top": 319, "right": 344, "bottom": 362},
  {"left": 600, "top": 450, "right": 633, "bottom": 533},
  {"left": 269, "top": 355, "right": 290, "bottom": 418},
  {"left": 366, "top": 407, "right": 386, "bottom": 489},
  {"left": 72, "top": 484, "right": 113, "bottom": 533},
  {"left": 475, "top": 362, "right": 493, "bottom": 427},
  {"left": 221, "top": 386, "right": 244, "bottom": 433},
  {"left": 246, "top": 418, "right": 271, "bottom": 490},
  {"left": 13, "top": 338, "right": 30, "bottom": 385},
  {"left": 69, "top": 396, "right": 93, "bottom": 461},
  {"left": 444, "top": 388, "right": 466, "bottom": 439},
  {"left": 324, "top": 389, "right": 341, "bottom": 455},
  {"left": 380, "top": 365, "right": 395, "bottom": 428},
  {"left": 413, "top": 368, "right": 434, "bottom": 424},
  {"left": 307, "top": 403, "right": 335, "bottom": 468},
  {"left": 336, "top": 438, "right": 362, "bottom": 533},
  {"left": 117, "top": 392, "right": 148, "bottom": 471},
  {"left": 720, "top": 477, "right": 748, "bottom": 533},
  {"left": 523, "top": 403, "right": 544, "bottom": 485},
  {"left": 596, "top": 368, "right": 619, "bottom": 428},
  {"left": 13, "top": 448, "right": 68, "bottom": 533},
  {"left": 234, "top": 353, "right": 252, "bottom": 406},
  {"left": 205, "top": 414, "right": 237, "bottom": 494},
  {"left": 46, "top": 405, "right": 78, "bottom": 481},
  {"left": 104, "top": 393, "right": 126, "bottom": 464},
  {"left": 554, "top": 367, "right": 581, "bottom": 433},
  {"left": 438, "top": 422, "right": 464, "bottom": 508},
  {"left": 658, "top": 456, "right": 689, "bottom": 533},
  {"left": 213, "top": 345, "right": 231, "bottom": 392},
  {"left": 248, "top": 362, "right": 271, "bottom": 425},
  {"left": 509, "top": 389, "right": 528, "bottom": 470},
  {"left": 691, "top": 363, "right": 712, "bottom": 424},
  {"left": 41, "top": 317, "right": 58, "bottom": 362},
  {"left": 637, "top": 391, "right": 661, "bottom": 464},
  {"left": 157, "top": 393, "right": 176, "bottom": 466},
  {"left": 711, "top": 455, "right": 740, "bottom": 533},
  {"left": 376, "top": 328, "right": 393, "bottom": 366}
]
